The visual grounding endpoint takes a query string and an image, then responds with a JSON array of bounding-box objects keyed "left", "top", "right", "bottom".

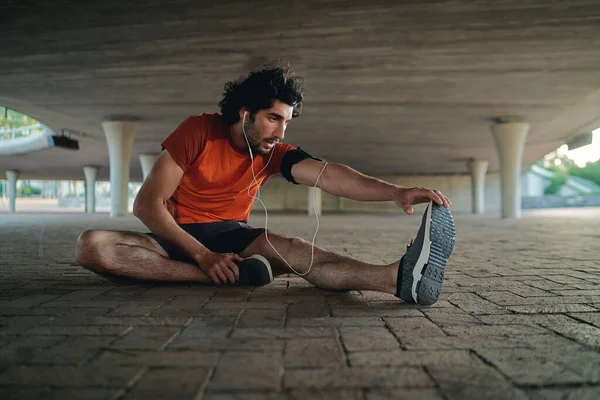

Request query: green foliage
[
  {"left": 20, "top": 186, "right": 42, "bottom": 197},
  {"left": 1, "top": 107, "right": 39, "bottom": 130},
  {"left": 544, "top": 171, "right": 569, "bottom": 195},
  {"left": 570, "top": 160, "right": 600, "bottom": 186}
]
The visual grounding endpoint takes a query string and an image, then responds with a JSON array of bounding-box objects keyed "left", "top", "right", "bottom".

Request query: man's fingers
[
  {"left": 214, "top": 267, "right": 228, "bottom": 284},
  {"left": 228, "top": 261, "right": 240, "bottom": 280},
  {"left": 221, "top": 264, "right": 236, "bottom": 284},
  {"left": 423, "top": 189, "right": 443, "bottom": 205},
  {"left": 208, "top": 270, "right": 221, "bottom": 284},
  {"left": 434, "top": 190, "right": 448, "bottom": 207}
]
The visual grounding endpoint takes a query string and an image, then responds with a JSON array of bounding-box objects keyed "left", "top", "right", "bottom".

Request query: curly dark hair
[{"left": 218, "top": 61, "right": 305, "bottom": 124}]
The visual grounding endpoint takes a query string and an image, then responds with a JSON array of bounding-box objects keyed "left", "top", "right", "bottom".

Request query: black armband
[{"left": 280, "top": 147, "right": 322, "bottom": 184}]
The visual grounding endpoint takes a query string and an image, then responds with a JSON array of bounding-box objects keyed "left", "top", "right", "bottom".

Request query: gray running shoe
[{"left": 396, "top": 202, "right": 456, "bottom": 305}]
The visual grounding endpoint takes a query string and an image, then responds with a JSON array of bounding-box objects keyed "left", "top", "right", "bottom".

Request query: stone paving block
[
  {"left": 476, "top": 348, "right": 589, "bottom": 385},
  {"left": 149, "top": 306, "right": 217, "bottom": 317},
  {"left": 284, "top": 366, "right": 433, "bottom": 389},
  {"left": 442, "top": 324, "right": 548, "bottom": 336},
  {"left": 422, "top": 308, "right": 484, "bottom": 328},
  {"left": 349, "top": 349, "right": 477, "bottom": 367},
  {"left": 0, "top": 388, "right": 121, "bottom": 400},
  {"left": 186, "top": 316, "right": 240, "bottom": 330},
  {"left": 109, "top": 327, "right": 181, "bottom": 350},
  {"left": 93, "top": 349, "right": 221, "bottom": 367},
  {"left": 428, "top": 363, "right": 529, "bottom": 400},
  {"left": 203, "top": 390, "right": 364, "bottom": 400},
  {"left": 477, "top": 314, "right": 555, "bottom": 326},
  {"left": 41, "top": 300, "right": 127, "bottom": 308},
  {"left": 25, "top": 325, "right": 131, "bottom": 336},
  {"left": 286, "top": 316, "right": 383, "bottom": 327},
  {"left": 402, "top": 335, "right": 531, "bottom": 350},
  {"left": 107, "top": 302, "right": 167, "bottom": 316},
  {"left": 167, "top": 337, "right": 285, "bottom": 352},
  {"left": 285, "top": 337, "right": 345, "bottom": 367},
  {"left": 237, "top": 309, "right": 286, "bottom": 328},
  {"left": 54, "top": 289, "right": 111, "bottom": 302},
  {"left": 366, "top": 389, "right": 445, "bottom": 400},
  {"left": 88, "top": 316, "right": 192, "bottom": 326},
  {"left": 339, "top": 326, "right": 400, "bottom": 351},
  {"left": 507, "top": 304, "right": 597, "bottom": 314},
  {"left": 446, "top": 293, "right": 510, "bottom": 315},
  {"left": 122, "top": 367, "right": 210, "bottom": 398},
  {"left": 0, "top": 365, "right": 143, "bottom": 387},
  {"left": 526, "top": 387, "right": 600, "bottom": 400},
  {"left": 553, "top": 289, "right": 600, "bottom": 296},
  {"left": 0, "top": 316, "right": 52, "bottom": 335},
  {"left": 385, "top": 317, "right": 446, "bottom": 339},
  {"left": 4, "top": 295, "right": 61, "bottom": 308},
  {"left": 287, "top": 302, "right": 330, "bottom": 318},
  {"left": 210, "top": 288, "right": 253, "bottom": 302},
  {"left": 232, "top": 327, "right": 336, "bottom": 339},
  {"left": 209, "top": 352, "right": 282, "bottom": 390},
  {"left": 568, "top": 312, "right": 600, "bottom": 327},
  {"left": 204, "top": 301, "right": 287, "bottom": 310},
  {"left": 548, "top": 350, "right": 600, "bottom": 383},
  {"left": 535, "top": 319, "right": 600, "bottom": 349},
  {"left": 509, "top": 284, "right": 556, "bottom": 297},
  {"left": 330, "top": 306, "right": 424, "bottom": 318},
  {"left": 546, "top": 275, "right": 591, "bottom": 285},
  {"left": 526, "top": 280, "right": 578, "bottom": 291}
]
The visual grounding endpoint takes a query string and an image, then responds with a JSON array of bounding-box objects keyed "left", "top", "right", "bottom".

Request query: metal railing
[{"left": 0, "top": 123, "right": 45, "bottom": 141}]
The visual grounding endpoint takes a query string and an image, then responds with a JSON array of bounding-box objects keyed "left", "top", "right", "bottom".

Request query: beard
[{"left": 243, "top": 117, "right": 271, "bottom": 156}]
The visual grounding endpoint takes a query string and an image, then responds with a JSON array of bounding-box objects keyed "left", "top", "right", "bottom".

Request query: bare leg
[
  {"left": 75, "top": 230, "right": 211, "bottom": 283},
  {"left": 240, "top": 232, "right": 398, "bottom": 293}
]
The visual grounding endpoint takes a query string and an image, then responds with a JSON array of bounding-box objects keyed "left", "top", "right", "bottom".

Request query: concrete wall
[{"left": 255, "top": 173, "right": 504, "bottom": 215}]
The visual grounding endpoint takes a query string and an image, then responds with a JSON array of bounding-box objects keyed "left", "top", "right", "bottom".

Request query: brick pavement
[{"left": 0, "top": 208, "right": 599, "bottom": 399}]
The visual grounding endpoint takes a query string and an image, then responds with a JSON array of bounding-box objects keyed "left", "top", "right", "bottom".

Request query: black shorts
[{"left": 146, "top": 221, "right": 265, "bottom": 264}]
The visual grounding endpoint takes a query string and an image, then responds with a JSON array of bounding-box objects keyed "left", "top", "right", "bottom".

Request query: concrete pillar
[
  {"left": 102, "top": 120, "right": 138, "bottom": 217},
  {"left": 139, "top": 153, "right": 159, "bottom": 181},
  {"left": 468, "top": 160, "right": 488, "bottom": 215},
  {"left": 308, "top": 187, "right": 322, "bottom": 216},
  {"left": 83, "top": 166, "right": 98, "bottom": 214},
  {"left": 6, "top": 170, "right": 19, "bottom": 214},
  {"left": 491, "top": 122, "right": 529, "bottom": 219}
]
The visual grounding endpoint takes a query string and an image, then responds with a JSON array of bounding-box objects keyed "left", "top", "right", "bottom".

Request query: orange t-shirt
[{"left": 161, "top": 113, "right": 295, "bottom": 224}]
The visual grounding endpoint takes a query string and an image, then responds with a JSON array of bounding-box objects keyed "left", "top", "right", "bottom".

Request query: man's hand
[
  {"left": 394, "top": 187, "right": 452, "bottom": 215},
  {"left": 195, "top": 252, "right": 243, "bottom": 284}
]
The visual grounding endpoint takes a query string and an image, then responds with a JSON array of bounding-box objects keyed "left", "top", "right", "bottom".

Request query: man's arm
[
  {"left": 133, "top": 150, "right": 242, "bottom": 283},
  {"left": 290, "top": 159, "right": 451, "bottom": 214}
]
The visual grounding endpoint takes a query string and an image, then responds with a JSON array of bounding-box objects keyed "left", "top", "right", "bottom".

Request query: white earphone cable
[{"left": 242, "top": 114, "right": 326, "bottom": 276}]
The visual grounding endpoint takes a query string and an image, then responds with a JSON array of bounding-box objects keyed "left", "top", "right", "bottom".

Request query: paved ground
[{"left": 1, "top": 208, "right": 599, "bottom": 400}]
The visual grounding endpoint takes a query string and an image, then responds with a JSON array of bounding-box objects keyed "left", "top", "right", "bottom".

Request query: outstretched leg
[
  {"left": 240, "top": 232, "right": 398, "bottom": 294},
  {"left": 241, "top": 202, "right": 455, "bottom": 304},
  {"left": 75, "top": 230, "right": 211, "bottom": 283}
]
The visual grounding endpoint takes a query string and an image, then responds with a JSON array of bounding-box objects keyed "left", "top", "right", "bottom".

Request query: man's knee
[
  {"left": 75, "top": 230, "right": 108, "bottom": 270},
  {"left": 288, "top": 236, "right": 310, "bottom": 250}
]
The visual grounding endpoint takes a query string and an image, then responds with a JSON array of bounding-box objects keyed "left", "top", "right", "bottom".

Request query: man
[{"left": 76, "top": 63, "right": 455, "bottom": 306}]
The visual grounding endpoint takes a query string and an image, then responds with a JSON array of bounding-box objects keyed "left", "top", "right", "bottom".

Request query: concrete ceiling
[{"left": 1, "top": 0, "right": 599, "bottom": 181}]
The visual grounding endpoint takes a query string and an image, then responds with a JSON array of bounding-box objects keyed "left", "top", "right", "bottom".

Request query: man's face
[{"left": 243, "top": 100, "right": 293, "bottom": 156}]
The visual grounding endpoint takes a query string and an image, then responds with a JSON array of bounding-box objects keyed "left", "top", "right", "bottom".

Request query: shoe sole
[
  {"left": 248, "top": 254, "right": 273, "bottom": 283},
  {"left": 237, "top": 254, "right": 273, "bottom": 286},
  {"left": 408, "top": 202, "right": 455, "bottom": 305}
]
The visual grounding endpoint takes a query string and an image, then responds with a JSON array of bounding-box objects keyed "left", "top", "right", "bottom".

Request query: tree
[{"left": 571, "top": 160, "right": 600, "bottom": 187}]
